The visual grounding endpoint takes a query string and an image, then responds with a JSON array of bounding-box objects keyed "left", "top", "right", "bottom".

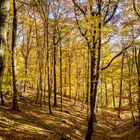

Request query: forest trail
[{"left": 0, "top": 90, "right": 140, "bottom": 140}]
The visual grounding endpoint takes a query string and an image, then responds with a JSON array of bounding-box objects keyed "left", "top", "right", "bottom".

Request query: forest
[{"left": 0, "top": 0, "right": 140, "bottom": 140}]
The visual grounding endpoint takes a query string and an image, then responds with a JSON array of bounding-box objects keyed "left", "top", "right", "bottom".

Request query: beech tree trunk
[
  {"left": 118, "top": 52, "right": 124, "bottom": 118},
  {"left": 72, "top": 0, "right": 119, "bottom": 139},
  {"left": 111, "top": 77, "right": 116, "bottom": 108},
  {"left": 132, "top": 0, "right": 140, "bottom": 129},
  {"left": 135, "top": 47, "right": 140, "bottom": 128},
  {"left": 53, "top": 43, "right": 57, "bottom": 106},
  {"left": 52, "top": 24, "right": 58, "bottom": 106},
  {"left": 59, "top": 36, "right": 63, "bottom": 111},
  {"left": 12, "top": 0, "right": 20, "bottom": 111},
  {"left": 46, "top": 1, "right": 52, "bottom": 114},
  {"left": 68, "top": 50, "right": 71, "bottom": 100},
  {"left": 0, "top": 0, "right": 10, "bottom": 105},
  {"left": 105, "top": 77, "right": 108, "bottom": 107}
]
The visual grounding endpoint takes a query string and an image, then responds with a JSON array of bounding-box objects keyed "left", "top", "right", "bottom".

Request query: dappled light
[{"left": 0, "top": 0, "right": 140, "bottom": 140}]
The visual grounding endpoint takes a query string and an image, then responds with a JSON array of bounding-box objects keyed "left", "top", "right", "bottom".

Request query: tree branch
[
  {"left": 72, "top": 0, "right": 86, "bottom": 16},
  {"left": 104, "top": 0, "right": 120, "bottom": 24},
  {"left": 133, "top": 0, "right": 140, "bottom": 17},
  {"left": 101, "top": 44, "right": 131, "bottom": 70}
]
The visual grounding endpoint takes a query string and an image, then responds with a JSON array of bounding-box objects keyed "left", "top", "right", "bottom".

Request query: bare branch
[
  {"left": 104, "top": 0, "right": 120, "bottom": 24},
  {"left": 133, "top": 0, "right": 140, "bottom": 17},
  {"left": 101, "top": 36, "right": 111, "bottom": 45},
  {"left": 101, "top": 44, "right": 131, "bottom": 70},
  {"left": 16, "top": 0, "right": 37, "bottom": 6},
  {"left": 72, "top": 0, "right": 86, "bottom": 16}
]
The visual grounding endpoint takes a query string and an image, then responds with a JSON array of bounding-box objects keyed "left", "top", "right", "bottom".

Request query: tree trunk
[
  {"left": 53, "top": 25, "right": 58, "bottom": 106},
  {"left": 12, "top": 0, "right": 20, "bottom": 111},
  {"left": 81, "top": 64, "right": 86, "bottom": 111},
  {"left": 68, "top": 52, "right": 71, "bottom": 100},
  {"left": 53, "top": 44, "right": 57, "bottom": 106},
  {"left": 111, "top": 77, "right": 116, "bottom": 108},
  {"left": 35, "top": 82, "right": 39, "bottom": 104},
  {"left": 46, "top": 2, "right": 52, "bottom": 114},
  {"left": 100, "top": 77, "right": 103, "bottom": 108},
  {"left": 74, "top": 56, "right": 79, "bottom": 106},
  {"left": 85, "top": 5, "right": 101, "bottom": 139},
  {"left": 135, "top": 46, "right": 140, "bottom": 128},
  {"left": 118, "top": 51, "right": 124, "bottom": 118},
  {"left": 64, "top": 60, "right": 67, "bottom": 97},
  {"left": 138, "top": 71, "right": 140, "bottom": 128},
  {"left": 105, "top": 77, "right": 108, "bottom": 107},
  {"left": 23, "top": 24, "right": 32, "bottom": 95},
  {"left": 39, "top": 65, "right": 43, "bottom": 107},
  {"left": 59, "top": 37, "right": 63, "bottom": 111},
  {"left": 47, "top": 33, "right": 52, "bottom": 114},
  {"left": 43, "top": 25, "right": 46, "bottom": 103},
  {"left": 0, "top": 0, "right": 10, "bottom": 105},
  {"left": 127, "top": 56, "right": 135, "bottom": 121},
  {"left": 86, "top": 50, "right": 90, "bottom": 118},
  {"left": 23, "top": 60, "right": 27, "bottom": 94}
]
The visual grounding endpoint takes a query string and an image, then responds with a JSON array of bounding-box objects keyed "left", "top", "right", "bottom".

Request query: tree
[
  {"left": 72, "top": 0, "right": 120, "bottom": 139},
  {"left": 118, "top": 51, "right": 124, "bottom": 118},
  {"left": 51, "top": 0, "right": 61, "bottom": 107},
  {"left": 133, "top": 0, "right": 140, "bottom": 128},
  {"left": 20, "top": 17, "right": 33, "bottom": 95},
  {"left": 0, "top": 0, "right": 10, "bottom": 105},
  {"left": 12, "top": 0, "right": 20, "bottom": 111}
]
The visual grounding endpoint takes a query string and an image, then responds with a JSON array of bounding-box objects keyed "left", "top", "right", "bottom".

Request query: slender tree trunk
[
  {"left": 12, "top": 0, "right": 20, "bottom": 111},
  {"left": 52, "top": 25, "right": 58, "bottom": 106},
  {"left": 23, "top": 60, "right": 27, "bottom": 94},
  {"left": 47, "top": 43, "right": 52, "bottom": 114},
  {"left": 53, "top": 44, "right": 57, "bottom": 106},
  {"left": 43, "top": 25, "right": 46, "bottom": 102},
  {"left": 44, "top": 67, "right": 47, "bottom": 102},
  {"left": 138, "top": 48, "right": 140, "bottom": 128},
  {"left": 46, "top": 2, "right": 52, "bottom": 114},
  {"left": 0, "top": 68, "right": 4, "bottom": 105},
  {"left": 64, "top": 60, "right": 67, "bottom": 97},
  {"left": 138, "top": 71, "right": 140, "bottom": 128},
  {"left": 35, "top": 82, "right": 39, "bottom": 104},
  {"left": 86, "top": 50, "right": 90, "bottom": 118},
  {"left": 81, "top": 64, "right": 86, "bottom": 111},
  {"left": 128, "top": 73, "right": 135, "bottom": 121},
  {"left": 39, "top": 65, "right": 43, "bottom": 107},
  {"left": 48, "top": 61, "right": 52, "bottom": 114},
  {"left": 68, "top": 53, "right": 71, "bottom": 100},
  {"left": 105, "top": 77, "right": 108, "bottom": 107},
  {"left": 127, "top": 56, "right": 135, "bottom": 121},
  {"left": 59, "top": 37, "right": 63, "bottom": 111},
  {"left": 100, "top": 77, "right": 103, "bottom": 108},
  {"left": 23, "top": 25, "right": 32, "bottom": 95},
  {"left": 34, "top": 12, "right": 41, "bottom": 105},
  {"left": 0, "top": 45, "right": 5, "bottom": 105},
  {"left": 135, "top": 47, "right": 140, "bottom": 128},
  {"left": 118, "top": 51, "right": 124, "bottom": 118},
  {"left": 111, "top": 77, "right": 116, "bottom": 108},
  {"left": 74, "top": 56, "right": 79, "bottom": 106}
]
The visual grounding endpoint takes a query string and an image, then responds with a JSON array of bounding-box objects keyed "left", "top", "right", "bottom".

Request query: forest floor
[{"left": 0, "top": 89, "right": 140, "bottom": 140}]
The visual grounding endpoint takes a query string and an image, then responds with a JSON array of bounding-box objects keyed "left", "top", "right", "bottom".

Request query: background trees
[{"left": 0, "top": 0, "right": 140, "bottom": 140}]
